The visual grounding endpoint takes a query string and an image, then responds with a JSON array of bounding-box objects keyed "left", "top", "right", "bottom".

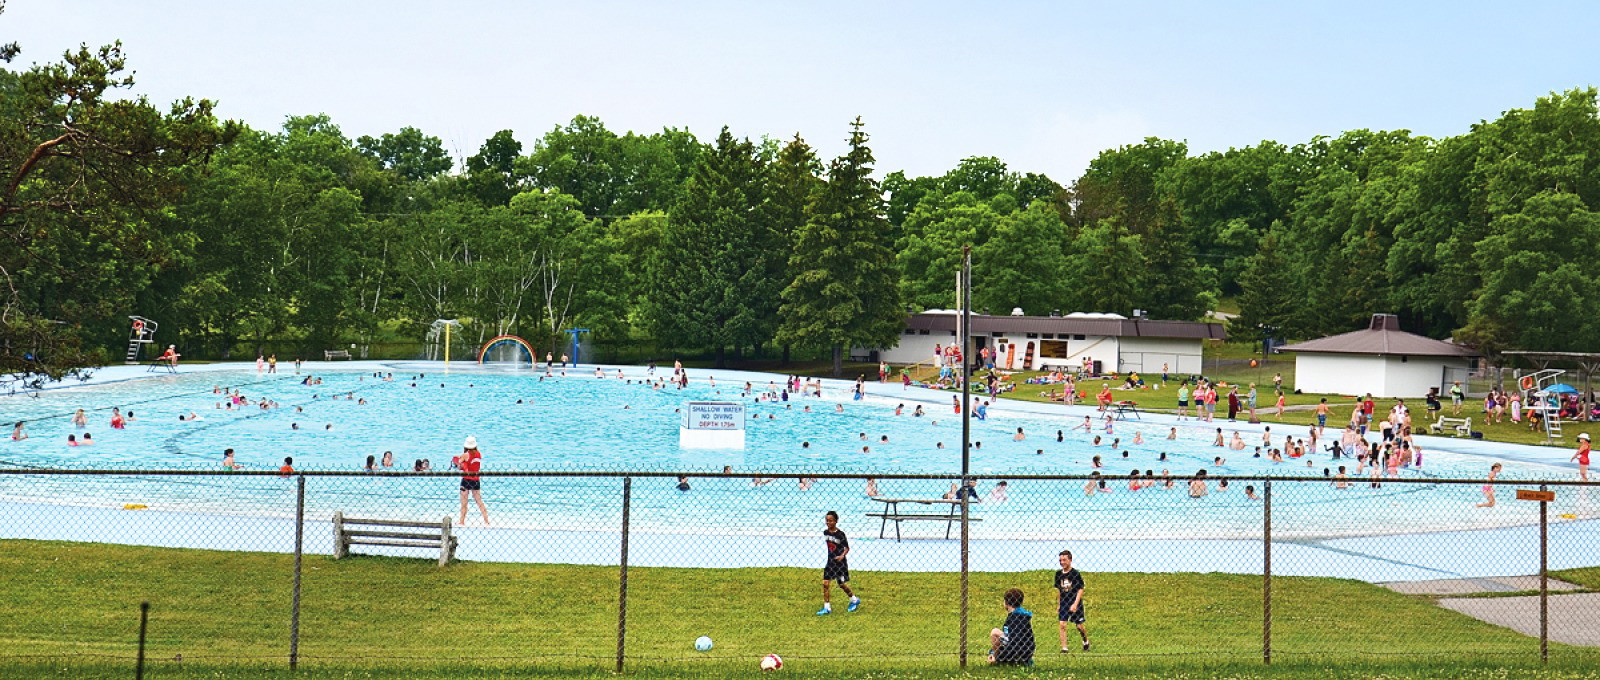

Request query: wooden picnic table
[{"left": 866, "top": 497, "right": 982, "bottom": 542}]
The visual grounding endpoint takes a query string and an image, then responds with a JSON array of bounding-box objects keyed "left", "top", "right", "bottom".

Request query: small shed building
[{"left": 1278, "top": 314, "right": 1477, "bottom": 398}]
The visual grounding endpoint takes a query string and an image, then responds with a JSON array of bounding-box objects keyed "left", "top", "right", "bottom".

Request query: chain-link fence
[{"left": 2, "top": 469, "right": 1599, "bottom": 674}]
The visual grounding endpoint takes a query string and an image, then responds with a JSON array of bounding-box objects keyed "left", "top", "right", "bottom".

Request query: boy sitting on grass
[{"left": 988, "top": 588, "right": 1036, "bottom": 666}]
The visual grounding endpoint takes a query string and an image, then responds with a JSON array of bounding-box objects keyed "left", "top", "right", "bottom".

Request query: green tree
[
  {"left": 896, "top": 191, "right": 993, "bottom": 311},
  {"left": 463, "top": 129, "right": 523, "bottom": 206},
  {"left": 646, "top": 127, "right": 775, "bottom": 366},
  {"left": 1465, "top": 191, "right": 1600, "bottom": 352},
  {"left": 356, "top": 126, "right": 452, "bottom": 181},
  {"left": 1, "top": 38, "right": 234, "bottom": 384},
  {"left": 1230, "top": 228, "right": 1298, "bottom": 344},
  {"left": 779, "top": 117, "right": 903, "bottom": 376},
  {"left": 1061, "top": 219, "right": 1144, "bottom": 316},
  {"left": 973, "top": 202, "right": 1070, "bottom": 315}
]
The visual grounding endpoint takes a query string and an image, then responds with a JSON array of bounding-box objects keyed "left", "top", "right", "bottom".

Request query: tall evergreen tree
[
  {"left": 779, "top": 117, "right": 903, "bottom": 376},
  {"left": 769, "top": 134, "right": 823, "bottom": 364},
  {"left": 646, "top": 127, "right": 773, "bottom": 366},
  {"left": 1230, "top": 228, "right": 1298, "bottom": 344}
]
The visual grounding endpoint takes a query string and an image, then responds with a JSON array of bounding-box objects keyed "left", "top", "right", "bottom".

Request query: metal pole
[
  {"left": 290, "top": 475, "right": 305, "bottom": 669},
  {"left": 1263, "top": 479, "right": 1272, "bottom": 666},
  {"left": 1540, "top": 483, "right": 1548, "bottom": 664},
  {"left": 958, "top": 493, "right": 970, "bottom": 669},
  {"left": 136, "top": 601, "right": 149, "bottom": 680},
  {"left": 617, "top": 477, "right": 632, "bottom": 673},
  {"left": 961, "top": 245, "right": 971, "bottom": 478}
]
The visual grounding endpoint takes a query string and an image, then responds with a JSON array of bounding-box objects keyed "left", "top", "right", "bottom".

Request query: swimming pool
[{"left": 0, "top": 363, "right": 1592, "bottom": 541}]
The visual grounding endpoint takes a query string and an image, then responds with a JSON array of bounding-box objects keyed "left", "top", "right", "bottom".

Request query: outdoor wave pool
[{"left": 0, "top": 362, "right": 1594, "bottom": 543}]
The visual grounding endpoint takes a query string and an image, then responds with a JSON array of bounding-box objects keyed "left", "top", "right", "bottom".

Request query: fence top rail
[{"left": 0, "top": 467, "right": 1595, "bottom": 486}]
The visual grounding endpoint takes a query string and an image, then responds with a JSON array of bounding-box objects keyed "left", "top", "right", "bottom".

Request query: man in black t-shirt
[
  {"left": 818, "top": 511, "right": 860, "bottom": 615},
  {"left": 988, "top": 588, "right": 1035, "bottom": 665},
  {"left": 1054, "top": 549, "right": 1090, "bottom": 652}
]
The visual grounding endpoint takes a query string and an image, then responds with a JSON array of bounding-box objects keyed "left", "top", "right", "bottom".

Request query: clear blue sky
[{"left": 6, "top": 1, "right": 1597, "bottom": 180}]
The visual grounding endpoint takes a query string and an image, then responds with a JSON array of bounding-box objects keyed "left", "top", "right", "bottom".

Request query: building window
[
  {"left": 1073, "top": 334, "right": 1086, "bottom": 340},
  {"left": 1026, "top": 332, "right": 1038, "bottom": 338},
  {"left": 1042, "top": 333, "right": 1055, "bottom": 339},
  {"left": 1039, "top": 340, "right": 1069, "bottom": 359},
  {"left": 904, "top": 328, "right": 917, "bottom": 335},
  {"left": 992, "top": 332, "right": 1005, "bottom": 338},
  {"left": 919, "top": 329, "right": 930, "bottom": 335}
]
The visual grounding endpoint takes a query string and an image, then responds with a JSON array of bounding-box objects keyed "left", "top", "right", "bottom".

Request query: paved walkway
[
  {"left": 1380, "top": 575, "right": 1582, "bottom": 596},
  {"left": 1437, "top": 593, "right": 1600, "bottom": 646}
]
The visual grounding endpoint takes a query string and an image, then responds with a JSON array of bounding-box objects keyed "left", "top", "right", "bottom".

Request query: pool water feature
[{"left": 0, "top": 365, "right": 1592, "bottom": 541}]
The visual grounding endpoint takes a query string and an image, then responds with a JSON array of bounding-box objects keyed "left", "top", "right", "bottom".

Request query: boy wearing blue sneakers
[{"left": 819, "top": 511, "right": 860, "bottom": 615}]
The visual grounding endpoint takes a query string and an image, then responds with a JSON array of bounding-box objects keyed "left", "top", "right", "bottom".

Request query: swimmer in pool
[
  {"left": 1014, "top": 428, "right": 1025, "bottom": 441},
  {"left": 1073, "top": 417, "right": 1091, "bottom": 432},
  {"left": 912, "top": 405, "right": 924, "bottom": 417},
  {"left": 1132, "top": 431, "right": 1144, "bottom": 445},
  {"left": 1092, "top": 436, "right": 1102, "bottom": 447},
  {"left": 1212, "top": 429, "right": 1224, "bottom": 446},
  {"left": 1229, "top": 432, "right": 1245, "bottom": 450},
  {"left": 1167, "top": 427, "right": 1177, "bottom": 440}
]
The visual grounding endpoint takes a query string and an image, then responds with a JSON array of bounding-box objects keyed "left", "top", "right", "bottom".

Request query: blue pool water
[{"left": 0, "top": 364, "right": 1593, "bottom": 540}]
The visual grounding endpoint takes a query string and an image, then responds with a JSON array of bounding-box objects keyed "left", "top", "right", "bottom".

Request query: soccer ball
[
  {"left": 694, "top": 636, "right": 714, "bottom": 652},
  {"left": 760, "top": 653, "right": 783, "bottom": 670}
]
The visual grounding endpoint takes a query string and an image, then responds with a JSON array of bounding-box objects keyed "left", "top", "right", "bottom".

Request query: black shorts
[
  {"left": 1059, "top": 600, "right": 1086, "bottom": 624},
  {"left": 460, "top": 478, "right": 481, "bottom": 491},
  {"left": 823, "top": 560, "right": 850, "bottom": 583},
  {"left": 1178, "top": 400, "right": 1188, "bottom": 407}
]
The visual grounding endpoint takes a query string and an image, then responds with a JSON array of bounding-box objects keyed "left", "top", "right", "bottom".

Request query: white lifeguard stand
[{"left": 125, "top": 316, "right": 158, "bottom": 365}]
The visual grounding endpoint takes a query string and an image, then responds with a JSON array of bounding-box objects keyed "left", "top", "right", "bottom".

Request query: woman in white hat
[
  {"left": 454, "top": 435, "right": 489, "bottom": 526},
  {"left": 1572, "top": 433, "right": 1590, "bottom": 482}
]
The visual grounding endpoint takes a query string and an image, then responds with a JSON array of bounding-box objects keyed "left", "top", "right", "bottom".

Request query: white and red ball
[{"left": 760, "top": 653, "right": 783, "bottom": 671}]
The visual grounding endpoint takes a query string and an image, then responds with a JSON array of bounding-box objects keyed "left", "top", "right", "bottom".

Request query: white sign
[
  {"left": 683, "top": 402, "right": 745, "bottom": 430},
  {"left": 681, "top": 401, "right": 746, "bottom": 449}
]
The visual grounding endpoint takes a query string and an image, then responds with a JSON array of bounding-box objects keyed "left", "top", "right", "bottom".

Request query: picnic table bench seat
[
  {"left": 333, "top": 512, "right": 457, "bottom": 566},
  {"left": 867, "top": 498, "right": 982, "bottom": 542}
]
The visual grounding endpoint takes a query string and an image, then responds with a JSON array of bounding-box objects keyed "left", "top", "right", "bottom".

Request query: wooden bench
[
  {"left": 333, "top": 512, "right": 457, "bottom": 566},
  {"left": 1112, "top": 401, "right": 1141, "bottom": 420},
  {"left": 1428, "top": 416, "right": 1472, "bottom": 436},
  {"left": 867, "top": 498, "right": 983, "bottom": 542},
  {"left": 324, "top": 349, "right": 352, "bottom": 360}
]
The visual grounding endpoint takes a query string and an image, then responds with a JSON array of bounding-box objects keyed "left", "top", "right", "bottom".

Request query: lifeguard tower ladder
[
  {"left": 1517, "top": 368, "right": 1566, "bottom": 444},
  {"left": 125, "top": 316, "right": 158, "bottom": 365}
]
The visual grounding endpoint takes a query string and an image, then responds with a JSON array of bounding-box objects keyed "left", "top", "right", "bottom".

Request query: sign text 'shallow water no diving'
[
  {"left": 680, "top": 401, "right": 746, "bottom": 449},
  {"left": 682, "top": 402, "right": 745, "bottom": 430}
]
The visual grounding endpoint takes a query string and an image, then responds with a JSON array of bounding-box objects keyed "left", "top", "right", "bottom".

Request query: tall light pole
[{"left": 961, "top": 245, "right": 972, "bottom": 478}]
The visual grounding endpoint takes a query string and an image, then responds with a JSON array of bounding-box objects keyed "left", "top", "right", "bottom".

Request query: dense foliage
[{"left": 6, "top": 26, "right": 1600, "bottom": 384}]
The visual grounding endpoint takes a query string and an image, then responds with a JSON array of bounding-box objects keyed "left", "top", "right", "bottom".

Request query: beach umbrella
[{"left": 1545, "top": 383, "right": 1579, "bottom": 395}]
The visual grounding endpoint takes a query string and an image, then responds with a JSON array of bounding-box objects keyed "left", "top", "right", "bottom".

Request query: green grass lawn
[{"left": 3, "top": 540, "right": 1597, "bottom": 678}]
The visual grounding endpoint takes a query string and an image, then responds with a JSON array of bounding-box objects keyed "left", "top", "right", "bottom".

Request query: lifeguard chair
[{"left": 125, "top": 316, "right": 158, "bottom": 365}]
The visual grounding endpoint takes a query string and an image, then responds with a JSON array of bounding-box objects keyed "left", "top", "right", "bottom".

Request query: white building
[
  {"left": 1279, "top": 314, "right": 1477, "bottom": 398},
  {"left": 872, "top": 310, "right": 1225, "bottom": 374}
]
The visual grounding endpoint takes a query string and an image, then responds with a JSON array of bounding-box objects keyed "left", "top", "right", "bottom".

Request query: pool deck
[{"left": 4, "top": 361, "right": 1597, "bottom": 580}]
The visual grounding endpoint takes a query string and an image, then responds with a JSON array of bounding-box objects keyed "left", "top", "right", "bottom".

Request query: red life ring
[
  {"left": 132, "top": 320, "right": 145, "bottom": 333},
  {"left": 1520, "top": 376, "right": 1535, "bottom": 391}
]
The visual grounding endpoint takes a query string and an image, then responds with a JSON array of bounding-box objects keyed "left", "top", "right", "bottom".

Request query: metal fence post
[
  {"left": 958, "top": 491, "right": 970, "bottom": 669},
  {"left": 291, "top": 474, "right": 305, "bottom": 670},
  {"left": 136, "top": 601, "right": 149, "bottom": 680},
  {"left": 617, "top": 476, "right": 632, "bottom": 673},
  {"left": 1540, "top": 482, "right": 1548, "bottom": 665},
  {"left": 1263, "top": 479, "right": 1272, "bottom": 666}
]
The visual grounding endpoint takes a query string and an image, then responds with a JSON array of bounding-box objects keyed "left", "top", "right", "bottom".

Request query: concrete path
[
  {"left": 1437, "top": 593, "right": 1600, "bottom": 646},
  {"left": 1380, "top": 575, "right": 1583, "bottom": 596}
]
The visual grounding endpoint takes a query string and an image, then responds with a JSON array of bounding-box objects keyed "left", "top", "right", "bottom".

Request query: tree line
[{"left": 5, "top": 28, "right": 1600, "bottom": 387}]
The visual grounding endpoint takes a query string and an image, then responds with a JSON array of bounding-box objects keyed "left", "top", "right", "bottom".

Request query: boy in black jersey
[
  {"left": 1055, "top": 549, "right": 1090, "bottom": 652},
  {"left": 818, "top": 511, "right": 860, "bottom": 615},
  {"left": 988, "top": 588, "right": 1035, "bottom": 665}
]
